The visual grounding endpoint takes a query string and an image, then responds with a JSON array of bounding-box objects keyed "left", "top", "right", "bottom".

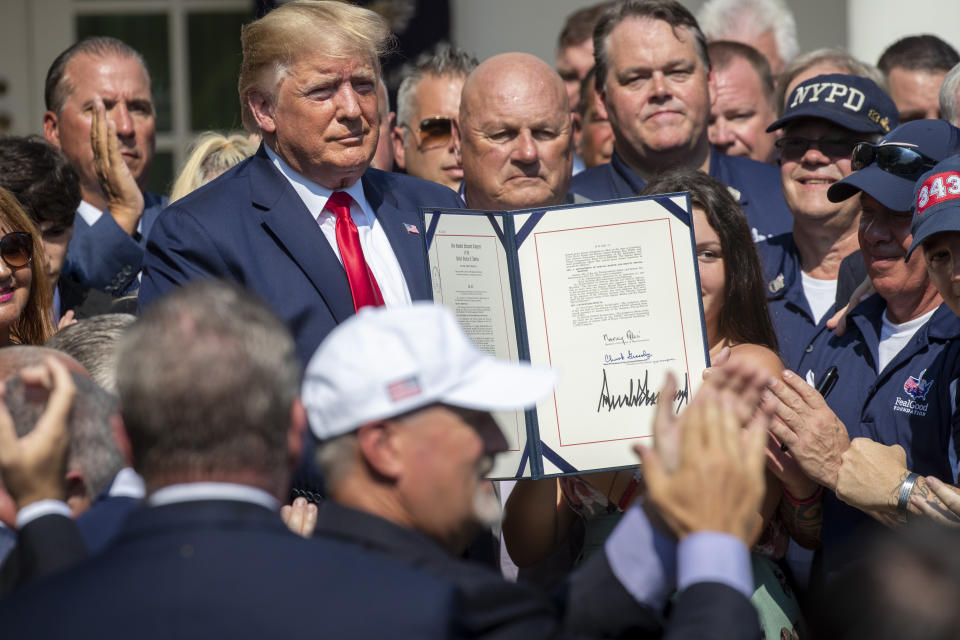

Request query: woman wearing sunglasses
[
  {"left": 0, "top": 187, "right": 54, "bottom": 346},
  {"left": 505, "top": 171, "right": 801, "bottom": 637}
]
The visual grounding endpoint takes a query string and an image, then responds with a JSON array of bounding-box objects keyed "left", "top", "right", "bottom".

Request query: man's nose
[
  {"left": 512, "top": 131, "right": 538, "bottom": 164},
  {"left": 335, "top": 84, "right": 363, "bottom": 120},
  {"left": 709, "top": 117, "right": 734, "bottom": 148},
  {"left": 111, "top": 104, "right": 134, "bottom": 137}
]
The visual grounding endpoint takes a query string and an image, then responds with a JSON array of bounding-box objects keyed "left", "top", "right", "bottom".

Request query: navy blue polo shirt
[
  {"left": 799, "top": 295, "right": 960, "bottom": 573},
  {"left": 568, "top": 148, "right": 793, "bottom": 241},
  {"left": 756, "top": 233, "right": 834, "bottom": 370}
]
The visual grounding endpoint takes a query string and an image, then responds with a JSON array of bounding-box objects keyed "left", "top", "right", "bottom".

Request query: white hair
[
  {"left": 698, "top": 0, "right": 798, "bottom": 64},
  {"left": 940, "top": 62, "right": 960, "bottom": 127}
]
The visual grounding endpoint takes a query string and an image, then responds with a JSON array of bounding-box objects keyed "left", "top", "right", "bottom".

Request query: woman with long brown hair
[{"left": 0, "top": 187, "right": 54, "bottom": 346}]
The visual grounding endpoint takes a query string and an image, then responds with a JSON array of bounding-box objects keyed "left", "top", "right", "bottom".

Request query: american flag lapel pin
[{"left": 404, "top": 223, "right": 420, "bottom": 235}]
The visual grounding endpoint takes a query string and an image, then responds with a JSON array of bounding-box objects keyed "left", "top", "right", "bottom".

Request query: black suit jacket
[
  {"left": 314, "top": 502, "right": 758, "bottom": 639},
  {"left": 0, "top": 500, "right": 460, "bottom": 638},
  {"left": 0, "top": 513, "right": 86, "bottom": 597}
]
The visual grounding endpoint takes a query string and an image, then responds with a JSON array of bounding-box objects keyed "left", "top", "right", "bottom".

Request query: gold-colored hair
[
  {"left": 238, "top": 0, "right": 393, "bottom": 133},
  {"left": 169, "top": 132, "right": 258, "bottom": 202}
]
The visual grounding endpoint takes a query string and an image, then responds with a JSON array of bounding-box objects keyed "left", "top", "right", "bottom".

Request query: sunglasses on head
[
  {"left": 851, "top": 142, "right": 938, "bottom": 180},
  {"left": 774, "top": 136, "right": 860, "bottom": 161},
  {"left": 403, "top": 117, "right": 454, "bottom": 151},
  {"left": 0, "top": 232, "right": 31, "bottom": 270}
]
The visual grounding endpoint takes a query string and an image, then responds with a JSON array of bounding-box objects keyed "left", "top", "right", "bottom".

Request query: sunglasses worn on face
[
  {"left": 0, "top": 232, "right": 32, "bottom": 269},
  {"left": 851, "top": 142, "right": 938, "bottom": 180},
  {"left": 403, "top": 117, "right": 454, "bottom": 151},
  {"left": 775, "top": 136, "right": 860, "bottom": 161}
]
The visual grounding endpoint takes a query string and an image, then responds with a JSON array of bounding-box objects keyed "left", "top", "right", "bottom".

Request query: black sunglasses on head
[
  {"left": 402, "top": 117, "right": 454, "bottom": 151},
  {"left": 851, "top": 142, "right": 938, "bottom": 180},
  {"left": 0, "top": 232, "right": 32, "bottom": 270},
  {"left": 774, "top": 136, "right": 860, "bottom": 161}
]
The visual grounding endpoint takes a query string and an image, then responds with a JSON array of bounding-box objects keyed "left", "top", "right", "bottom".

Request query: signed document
[{"left": 421, "top": 195, "right": 708, "bottom": 479}]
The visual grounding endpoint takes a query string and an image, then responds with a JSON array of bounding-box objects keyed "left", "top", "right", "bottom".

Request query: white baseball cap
[{"left": 302, "top": 303, "right": 556, "bottom": 440}]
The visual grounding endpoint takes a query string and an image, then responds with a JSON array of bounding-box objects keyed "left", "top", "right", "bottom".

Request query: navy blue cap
[
  {"left": 906, "top": 155, "right": 960, "bottom": 259},
  {"left": 827, "top": 120, "right": 960, "bottom": 211},
  {"left": 767, "top": 73, "right": 897, "bottom": 134}
]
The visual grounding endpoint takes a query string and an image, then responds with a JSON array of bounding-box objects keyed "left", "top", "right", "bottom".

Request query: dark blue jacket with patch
[
  {"left": 799, "top": 295, "right": 960, "bottom": 573},
  {"left": 569, "top": 149, "right": 793, "bottom": 241}
]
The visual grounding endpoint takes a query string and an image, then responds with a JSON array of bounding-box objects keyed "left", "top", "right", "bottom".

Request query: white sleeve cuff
[{"left": 16, "top": 500, "right": 72, "bottom": 529}]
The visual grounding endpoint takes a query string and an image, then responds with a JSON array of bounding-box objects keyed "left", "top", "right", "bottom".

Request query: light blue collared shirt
[{"left": 604, "top": 501, "right": 753, "bottom": 608}]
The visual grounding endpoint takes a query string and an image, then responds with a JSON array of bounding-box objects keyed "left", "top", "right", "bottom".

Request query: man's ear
[
  {"left": 596, "top": 85, "right": 610, "bottom": 121},
  {"left": 571, "top": 111, "right": 583, "bottom": 154},
  {"left": 391, "top": 122, "right": 407, "bottom": 170},
  {"left": 64, "top": 471, "right": 90, "bottom": 517},
  {"left": 247, "top": 90, "right": 278, "bottom": 135},
  {"left": 287, "top": 397, "right": 307, "bottom": 469},
  {"left": 707, "top": 67, "right": 717, "bottom": 110},
  {"left": 110, "top": 412, "right": 133, "bottom": 466},
  {"left": 42, "top": 111, "right": 61, "bottom": 148},
  {"left": 355, "top": 421, "right": 404, "bottom": 480}
]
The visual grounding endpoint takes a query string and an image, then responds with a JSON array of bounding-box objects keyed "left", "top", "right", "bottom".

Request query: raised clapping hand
[
  {"left": 765, "top": 370, "right": 849, "bottom": 491},
  {"left": 281, "top": 496, "right": 318, "bottom": 538},
  {"left": 637, "top": 363, "right": 771, "bottom": 544},
  {"left": 90, "top": 97, "right": 144, "bottom": 235},
  {"left": 0, "top": 357, "right": 76, "bottom": 509}
]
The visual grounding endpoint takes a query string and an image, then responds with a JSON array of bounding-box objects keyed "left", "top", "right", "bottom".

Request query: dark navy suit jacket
[
  {"left": 64, "top": 191, "right": 166, "bottom": 296},
  {"left": 314, "top": 501, "right": 760, "bottom": 640},
  {"left": 139, "top": 145, "right": 463, "bottom": 366},
  {"left": 0, "top": 500, "right": 459, "bottom": 639},
  {"left": 569, "top": 150, "right": 793, "bottom": 242}
]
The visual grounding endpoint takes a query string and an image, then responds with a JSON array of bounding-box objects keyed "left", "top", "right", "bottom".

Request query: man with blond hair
[{"left": 139, "top": 1, "right": 462, "bottom": 366}]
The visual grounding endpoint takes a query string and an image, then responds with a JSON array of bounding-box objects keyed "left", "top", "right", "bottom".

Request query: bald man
[{"left": 459, "top": 52, "right": 574, "bottom": 211}]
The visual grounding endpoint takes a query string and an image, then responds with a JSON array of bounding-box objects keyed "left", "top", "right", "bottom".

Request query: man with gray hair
[
  {"left": 140, "top": 0, "right": 463, "bottom": 367},
  {"left": 45, "top": 313, "right": 135, "bottom": 395},
  {"left": 697, "top": 0, "right": 797, "bottom": 75},
  {"left": 776, "top": 48, "right": 886, "bottom": 116},
  {"left": 940, "top": 62, "right": 960, "bottom": 127},
  {"left": 570, "top": 0, "right": 793, "bottom": 241},
  {"left": 392, "top": 45, "right": 477, "bottom": 192},
  {"left": 0, "top": 282, "right": 461, "bottom": 637}
]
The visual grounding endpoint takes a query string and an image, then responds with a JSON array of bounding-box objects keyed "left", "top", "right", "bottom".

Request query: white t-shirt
[
  {"left": 877, "top": 308, "right": 938, "bottom": 372},
  {"left": 801, "top": 272, "right": 838, "bottom": 324}
]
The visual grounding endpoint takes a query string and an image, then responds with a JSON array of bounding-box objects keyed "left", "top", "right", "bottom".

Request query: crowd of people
[{"left": 2, "top": 0, "right": 960, "bottom": 637}]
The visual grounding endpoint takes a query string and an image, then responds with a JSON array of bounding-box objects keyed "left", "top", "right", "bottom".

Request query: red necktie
[{"left": 324, "top": 192, "right": 384, "bottom": 311}]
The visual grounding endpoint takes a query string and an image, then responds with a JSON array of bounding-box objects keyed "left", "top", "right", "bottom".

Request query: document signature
[
  {"left": 601, "top": 330, "right": 647, "bottom": 346},
  {"left": 596, "top": 368, "right": 690, "bottom": 414},
  {"left": 603, "top": 349, "right": 653, "bottom": 364}
]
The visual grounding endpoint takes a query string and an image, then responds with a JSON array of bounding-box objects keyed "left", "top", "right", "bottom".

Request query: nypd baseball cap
[
  {"left": 828, "top": 120, "right": 960, "bottom": 211},
  {"left": 766, "top": 73, "right": 897, "bottom": 134},
  {"left": 906, "top": 155, "right": 960, "bottom": 260},
  {"left": 302, "top": 303, "right": 556, "bottom": 440}
]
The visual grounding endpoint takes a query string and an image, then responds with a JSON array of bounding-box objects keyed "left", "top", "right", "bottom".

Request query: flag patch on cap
[
  {"left": 916, "top": 172, "right": 960, "bottom": 215},
  {"left": 404, "top": 223, "right": 420, "bottom": 234},
  {"left": 387, "top": 375, "right": 422, "bottom": 402}
]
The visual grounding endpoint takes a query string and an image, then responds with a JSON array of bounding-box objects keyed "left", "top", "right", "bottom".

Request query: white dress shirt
[
  {"left": 265, "top": 146, "right": 412, "bottom": 307},
  {"left": 148, "top": 482, "right": 280, "bottom": 511}
]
